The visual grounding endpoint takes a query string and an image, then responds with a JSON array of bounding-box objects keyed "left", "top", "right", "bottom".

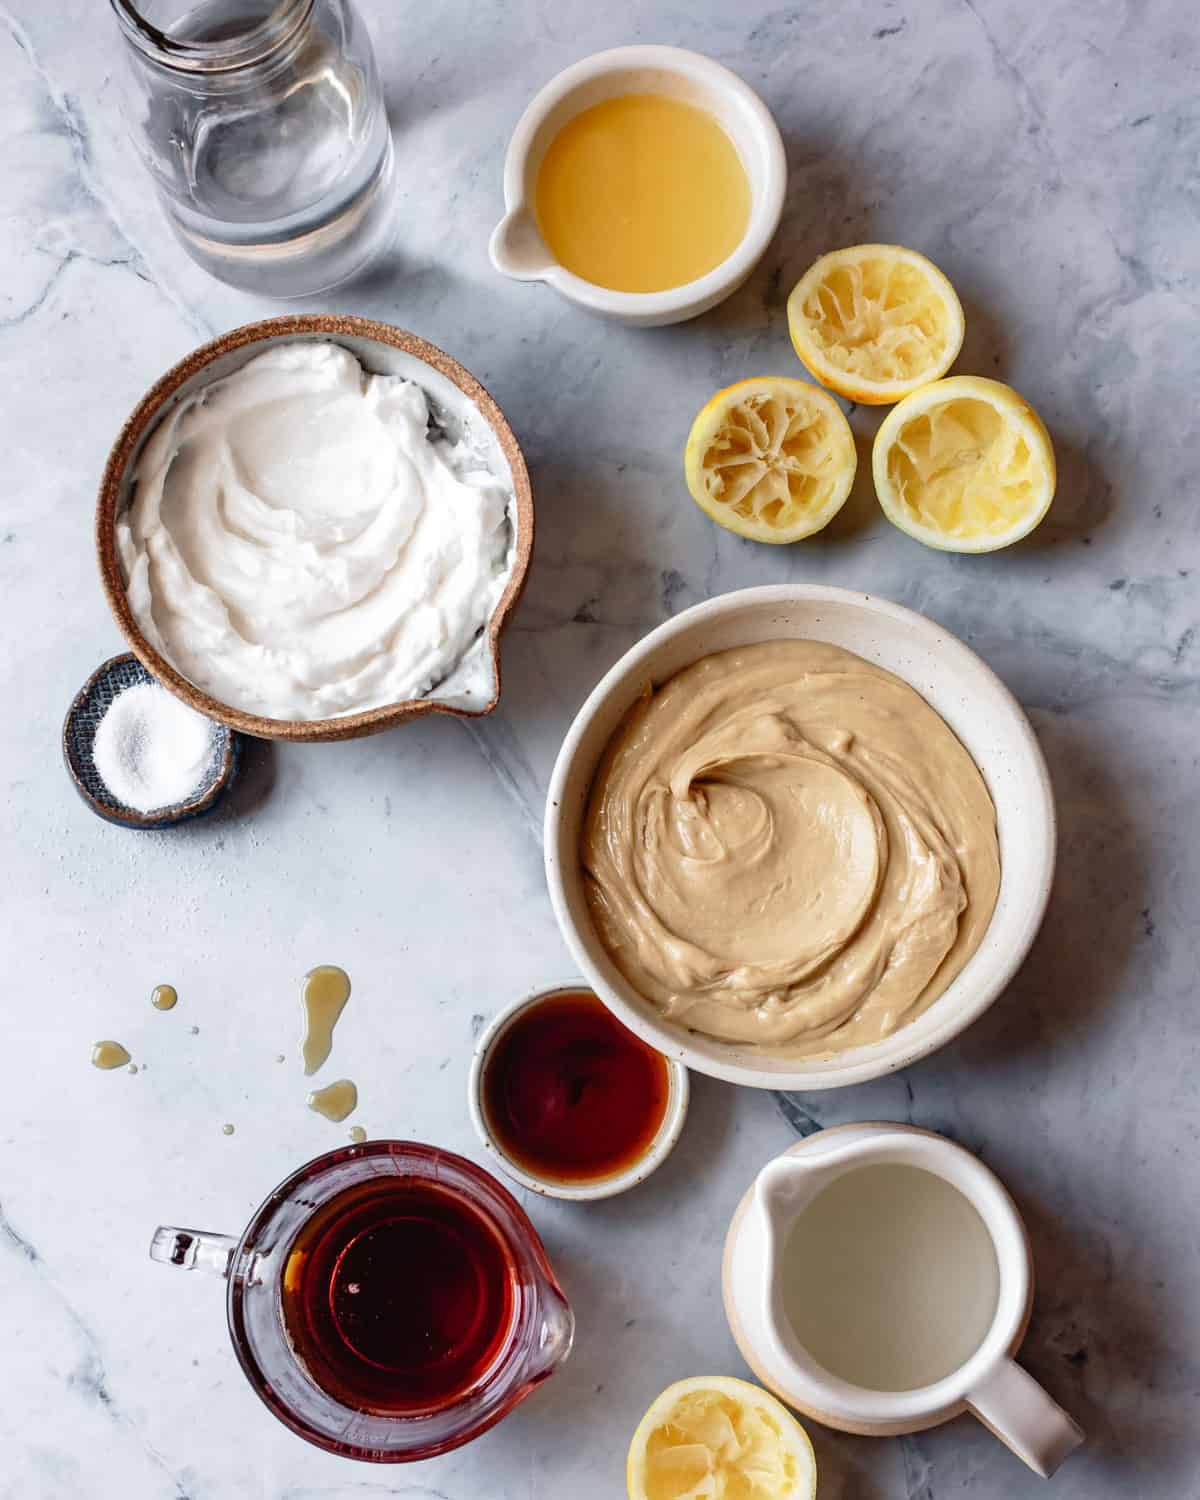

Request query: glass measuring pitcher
[
  {"left": 151, "top": 1141, "right": 574, "bottom": 1460},
  {"left": 110, "top": 0, "right": 394, "bottom": 295}
]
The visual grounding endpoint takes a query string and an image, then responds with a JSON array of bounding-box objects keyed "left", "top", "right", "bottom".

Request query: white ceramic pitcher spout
[
  {"left": 753, "top": 1132, "right": 879, "bottom": 1219},
  {"left": 725, "top": 1124, "right": 1084, "bottom": 1479}
]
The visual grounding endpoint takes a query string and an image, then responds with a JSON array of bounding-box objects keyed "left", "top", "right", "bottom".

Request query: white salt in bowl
[
  {"left": 544, "top": 585, "right": 1056, "bottom": 1091},
  {"left": 63, "top": 653, "right": 239, "bottom": 830}
]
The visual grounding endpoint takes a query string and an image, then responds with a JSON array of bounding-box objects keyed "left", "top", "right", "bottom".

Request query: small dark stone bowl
[{"left": 63, "top": 654, "right": 240, "bottom": 830}]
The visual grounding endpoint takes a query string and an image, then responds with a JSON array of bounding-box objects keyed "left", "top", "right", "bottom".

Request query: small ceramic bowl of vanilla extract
[{"left": 469, "top": 984, "right": 689, "bottom": 1201}]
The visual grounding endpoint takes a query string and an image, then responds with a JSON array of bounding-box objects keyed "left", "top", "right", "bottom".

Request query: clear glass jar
[{"left": 110, "top": 0, "right": 394, "bottom": 296}]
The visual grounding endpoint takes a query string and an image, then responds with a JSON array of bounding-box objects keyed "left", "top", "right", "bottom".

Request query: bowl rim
[
  {"left": 466, "top": 980, "right": 690, "bottom": 1201},
  {"left": 492, "top": 44, "right": 787, "bottom": 317},
  {"left": 543, "top": 584, "right": 1057, "bottom": 1090},
  {"left": 95, "top": 314, "right": 534, "bottom": 743}
]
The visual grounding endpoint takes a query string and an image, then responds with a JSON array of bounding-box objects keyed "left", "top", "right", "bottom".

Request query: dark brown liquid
[
  {"left": 483, "top": 990, "right": 671, "bottom": 1183},
  {"left": 280, "top": 1178, "right": 516, "bottom": 1415}
]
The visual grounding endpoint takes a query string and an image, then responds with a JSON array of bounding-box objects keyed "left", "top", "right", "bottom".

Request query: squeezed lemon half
[
  {"left": 684, "top": 377, "right": 857, "bottom": 544},
  {"left": 627, "top": 1376, "right": 817, "bottom": 1500},
  {"left": 872, "top": 375, "right": 1056, "bottom": 551},
  {"left": 787, "top": 244, "right": 964, "bottom": 404}
]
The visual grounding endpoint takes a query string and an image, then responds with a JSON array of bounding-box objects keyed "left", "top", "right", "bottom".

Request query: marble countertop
[{"left": 3, "top": 1, "right": 1197, "bottom": 1496}]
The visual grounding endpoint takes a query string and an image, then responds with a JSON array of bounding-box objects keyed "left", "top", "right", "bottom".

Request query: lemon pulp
[
  {"left": 535, "top": 94, "right": 751, "bottom": 293},
  {"left": 873, "top": 376, "right": 1056, "bottom": 550},
  {"left": 628, "top": 1377, "right": 816, "bottom": 1500},
  {"left": 887, "top": 398, "right": 1033, "bottom": 535},
  {"left": 684, "top": 378, "right": 856, "bottom": 544},
  {"left": 645, "top": 1391, "right": 795, "bottom": 1499}
]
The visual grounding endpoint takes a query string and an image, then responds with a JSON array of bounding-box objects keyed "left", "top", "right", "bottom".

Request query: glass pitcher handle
[{"left": 149, "top": 1225, "right": 237, "bottom": 1279}]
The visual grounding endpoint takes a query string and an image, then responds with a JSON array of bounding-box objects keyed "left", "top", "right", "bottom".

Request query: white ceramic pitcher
[{"left": 722, "top": 1124, "right": 1083, "bottom": 1478}]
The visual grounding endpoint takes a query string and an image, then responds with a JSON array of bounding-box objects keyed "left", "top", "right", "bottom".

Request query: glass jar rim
[{"left": 109, "top": 0, "right": 314, "bottom": 72}]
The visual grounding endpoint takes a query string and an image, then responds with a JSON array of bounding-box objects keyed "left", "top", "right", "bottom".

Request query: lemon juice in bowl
[{"left": 534, "top": 94, "right": 751, "bottom": 292}]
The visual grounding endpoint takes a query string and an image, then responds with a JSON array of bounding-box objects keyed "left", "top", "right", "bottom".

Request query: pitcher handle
[
  {"left": 967, "top": 1357, "right": 1083, "bottom": 1478},
  {"left": 150, "top": 1225, "right": 237, "bottom": 1279}
]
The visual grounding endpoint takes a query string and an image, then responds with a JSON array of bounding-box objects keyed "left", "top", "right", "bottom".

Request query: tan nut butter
[{"left": 581, "top": 641, "right": 1000, "bottom": 1055}]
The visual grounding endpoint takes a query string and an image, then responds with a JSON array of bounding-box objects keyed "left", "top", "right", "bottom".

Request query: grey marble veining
[{"left": 1, "top": 1, "right": 1197, "bottom": 1496}]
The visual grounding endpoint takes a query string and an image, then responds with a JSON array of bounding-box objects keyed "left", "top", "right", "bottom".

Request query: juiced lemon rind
[
  {"left": 684, "top": 377, "right": 857, "bottom": 544},
  {"left": 627, "top": 1375, "right": 817, "bottom": 1500},
  {"left": 787, "top": 244, "right": 965, "bottom": 404},
  {"left": 871, "top": 374, "right": 1056, "bottom": 552}
]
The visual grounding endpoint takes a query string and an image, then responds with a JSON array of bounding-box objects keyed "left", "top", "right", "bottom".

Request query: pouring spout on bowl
[{"left": 490, "top": 208, "right": 557, "bottom": 282}]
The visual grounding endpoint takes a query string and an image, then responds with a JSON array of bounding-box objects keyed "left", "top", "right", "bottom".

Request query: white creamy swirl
[
  {"left": 582, "top": 640, "right": 1000, "bottom": 1055},
  {"left": 116, "top": 343, "right": 514, "bottom": 720}
]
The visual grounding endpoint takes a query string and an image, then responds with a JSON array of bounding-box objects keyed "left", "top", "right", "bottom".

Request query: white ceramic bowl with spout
[
  {"left": 543, "top": 585, "right": 1057, "bottom": 1091},
  {"left": 489, "top": 46, "right": 787, "bottom": 326}
]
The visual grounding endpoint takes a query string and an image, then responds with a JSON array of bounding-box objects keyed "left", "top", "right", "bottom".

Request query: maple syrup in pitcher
[
  {"left": 281, "top": 1176, "right": 517, "bottom": 1414},
  {"left": 151, "top": 1142, "right": 572, "bottom": 1459}
]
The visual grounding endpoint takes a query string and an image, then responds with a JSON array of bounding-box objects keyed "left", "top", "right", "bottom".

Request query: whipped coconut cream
[{"left": 116, "top": 342, "right": 515, "bottom": 721}]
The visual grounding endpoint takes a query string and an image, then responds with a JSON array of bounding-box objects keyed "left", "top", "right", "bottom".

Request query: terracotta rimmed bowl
[
  {"left": 544, "top": 585, "right": 1056, "bottom": 1092},
  {"left": 96, "top": 315, "right": 534, "bottom": 743}
]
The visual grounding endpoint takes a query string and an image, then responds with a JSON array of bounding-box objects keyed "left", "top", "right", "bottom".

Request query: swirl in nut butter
[{"left": 582, "top": 640, "right": 1000, "bottom": 1055}]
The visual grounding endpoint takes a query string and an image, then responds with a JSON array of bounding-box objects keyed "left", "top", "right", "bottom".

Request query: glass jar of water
[{"left": 111, "top": 0, "right": 394, "bottom": 296}]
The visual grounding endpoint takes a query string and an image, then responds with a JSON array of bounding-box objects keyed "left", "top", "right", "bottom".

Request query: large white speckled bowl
[{"left": 544, "top": 585, "right": 1056, "bottom": 1091}]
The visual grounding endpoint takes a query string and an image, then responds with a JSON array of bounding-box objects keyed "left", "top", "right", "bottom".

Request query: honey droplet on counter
[
  {"left": 151, "top": 984, "right": 178, "bottom": 1011},
  {"left": 222, "top": 1123, "right": 235, "bottom": 1136},
  {"left": 301, "top": 965, "right": 351, "bottom": 1076},
  {"left": 349, "top": 1125, "right": 367, "bottom": 1144},
  {"left": 307, "top": 1079, "right": 358, "bottom": 1123},
  {"left": 92, "top": 1041, "right": 131, "bottom": 1070}
]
